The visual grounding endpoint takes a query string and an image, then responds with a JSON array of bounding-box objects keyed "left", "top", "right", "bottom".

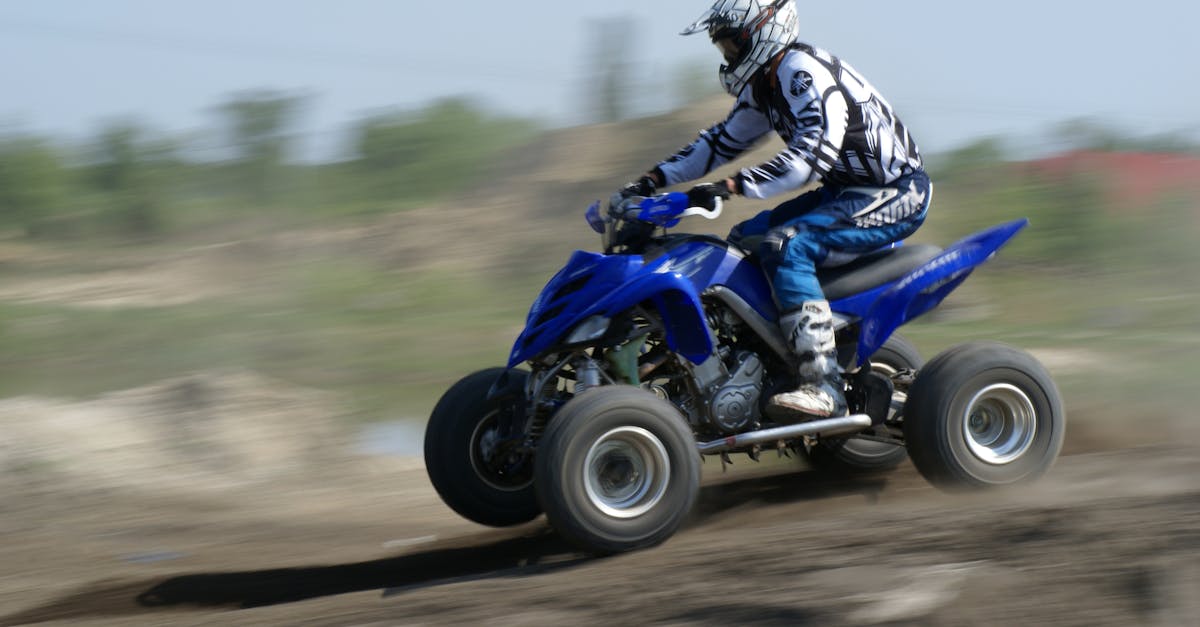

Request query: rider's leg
[
  {"left": 762, "top": 229, "right": 847, "bottom": 419},
  {"left": 761, "top": 172, "right": 932, "bottom": 419},
  {"left": 727, "top": 187, "right": 826, "bottom": 249}
]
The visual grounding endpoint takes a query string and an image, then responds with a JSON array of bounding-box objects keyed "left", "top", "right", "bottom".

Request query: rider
[{"left": 616, "top": 0, "right": 931, "bottom": 420}]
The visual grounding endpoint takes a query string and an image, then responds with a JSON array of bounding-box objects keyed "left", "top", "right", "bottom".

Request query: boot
[{"left": 767, "top": 301, "right": 848, "bottom": 420}]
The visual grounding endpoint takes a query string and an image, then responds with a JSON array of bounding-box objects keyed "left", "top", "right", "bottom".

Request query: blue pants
[{"left": 730, "top": 170, "right": 932, "bottom": 312}]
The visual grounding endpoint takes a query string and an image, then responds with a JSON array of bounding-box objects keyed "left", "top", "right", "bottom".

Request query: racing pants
[{"left": 729, "top": 169, "right": 932, "bottom": 312}]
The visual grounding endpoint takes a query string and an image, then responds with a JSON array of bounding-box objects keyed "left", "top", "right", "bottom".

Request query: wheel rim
[
  {"left": 583, "top": 426, "right": 670, "bottom": 519},
  {"left": 469, "top": 410, "right": 534, "bottom": 492},
  {"left": 961, "top": 383, "right": 1037, "bottom": 465}
]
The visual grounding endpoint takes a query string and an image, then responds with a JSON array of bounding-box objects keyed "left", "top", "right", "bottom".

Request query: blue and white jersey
[{"left": 656, "top": 43, "right": 923, "bottom": 200}]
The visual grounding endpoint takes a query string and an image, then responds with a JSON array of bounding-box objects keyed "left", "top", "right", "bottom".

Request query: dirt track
[{"left": 2, "top": 439, "right": 1197, "bottom": 626}]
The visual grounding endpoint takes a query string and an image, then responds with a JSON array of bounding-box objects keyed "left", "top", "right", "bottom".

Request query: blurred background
[
  {"left": 2, "top": 1, "right": 1199, "bottom": 623},
  {"left": 1, "top": 0, "right": 1197, "bottom": 482}
]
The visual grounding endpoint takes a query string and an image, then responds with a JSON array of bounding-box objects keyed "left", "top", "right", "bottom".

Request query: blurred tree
[
  {"left": 584, "top": 17, "right": 636, "bottom": 123},
  {"left": 0, "top": 134, "right": 68, "bottom": 237},
  {"left": 87, "top": 121, "right": 177, "bottom": 237},
  {"left": 1024, "top": 170, "right": 1118, "bottom": 265},
  {"left": 1049, "top": 118, "right": 1199, "bottom": 154},
  {"left": 1052, "top": 118, "right": 1124, "bottom": 152},
  {"left": 351, "top": 98, "right": 536, "bottom": 206},
  {"left": 926, "top": 136, "right": 1010, "bottom": 183},
  {"left": 217, "top": 90, "right": 305, "bottom": 205}
]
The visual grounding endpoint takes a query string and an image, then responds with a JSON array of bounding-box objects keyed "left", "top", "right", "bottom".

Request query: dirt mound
[
  {"left": 0, "top": 371, "right": 358, "bottom": 493},
  {"left": 328, "top": 97, "right": 791, "bottom": 276}
]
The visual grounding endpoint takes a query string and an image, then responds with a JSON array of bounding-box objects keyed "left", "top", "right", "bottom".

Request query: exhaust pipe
[{"left": 697, "top": 414, "right": 873, "bottom": 454}]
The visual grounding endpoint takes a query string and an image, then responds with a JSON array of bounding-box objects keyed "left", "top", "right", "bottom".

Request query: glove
[
  {"left": 686, "top": 182, "right": 732, "bottom": 210},
  {"left": 610, "top": 174, "right": 659, "bottom": 217},
  {"left": 616, "top": 174, "right": 658, "bottom": 200}
]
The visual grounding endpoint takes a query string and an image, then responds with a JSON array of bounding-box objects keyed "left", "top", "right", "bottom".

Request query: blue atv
[{"left": 424, "top": 192, "right": 1065, "bottom": 554}]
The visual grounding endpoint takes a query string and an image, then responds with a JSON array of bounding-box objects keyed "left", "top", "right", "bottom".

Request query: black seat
[{"left": 817, "top": 244, "right": 942, "bottom": 301}]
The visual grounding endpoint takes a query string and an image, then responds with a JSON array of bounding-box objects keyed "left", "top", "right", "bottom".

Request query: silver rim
[
  {"left": 469, "top": 410, "right": 533, "bottom": 492},
  {"left": 583, "top": 426, "right": 670, "bottom": 519},
  {"left": 961, "top": 383, "right": 1037, "bottom": 465}
]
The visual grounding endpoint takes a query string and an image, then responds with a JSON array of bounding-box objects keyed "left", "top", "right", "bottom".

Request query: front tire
[
  {"left": 424, "top": 368, "right": 540, "bottom": 527},
  {"left": 904, "top": 341, "right": 1065, "bottom": 490},
  {"left": 535, "top": 386, "right": 700, "bottom": 554},
  {"left": 809, "top": 333, "right": 921, "bottom": 473}
]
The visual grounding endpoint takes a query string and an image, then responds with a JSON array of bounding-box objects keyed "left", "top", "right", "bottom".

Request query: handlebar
[{"left": 612, "top": 192, "right": 723, "bottom": 228}]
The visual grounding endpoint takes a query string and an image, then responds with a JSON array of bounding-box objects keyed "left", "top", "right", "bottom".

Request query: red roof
[{"left": 1025, "top": 150, "right": 1200, "bottom": 213}]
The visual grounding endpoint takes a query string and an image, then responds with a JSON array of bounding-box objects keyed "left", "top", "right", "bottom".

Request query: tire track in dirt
[{"left": 4, "top": 446, "right": 1197, "bottom": 626}]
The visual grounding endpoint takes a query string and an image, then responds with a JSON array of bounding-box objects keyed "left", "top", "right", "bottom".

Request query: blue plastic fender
[
  {"left": 589, "top": 271, "right": 712, "bottom": 363},
  {"left": 506, "top": 251, "right": 714, "bottom": 367},
  {"left": 839, "top": 219, "right": 1028, "bottom": 365}
]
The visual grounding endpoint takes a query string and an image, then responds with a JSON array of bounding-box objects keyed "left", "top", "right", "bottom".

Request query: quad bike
[{"left": 424, "top": 192, "right": 1065, "bottom": 554}]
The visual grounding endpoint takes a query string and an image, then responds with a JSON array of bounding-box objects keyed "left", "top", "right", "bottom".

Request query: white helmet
[{"left": 681, "top": 0, "right": 800, "bottom": 97}]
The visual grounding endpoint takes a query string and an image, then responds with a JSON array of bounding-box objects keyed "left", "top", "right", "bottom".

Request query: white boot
[{"left": 767, "top": 301, "right": 847, "bottom": 419}]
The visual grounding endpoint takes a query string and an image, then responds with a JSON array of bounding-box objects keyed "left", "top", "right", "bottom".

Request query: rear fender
[{"left": 844, "top": 219, "right": 1028, "bottom": 365}]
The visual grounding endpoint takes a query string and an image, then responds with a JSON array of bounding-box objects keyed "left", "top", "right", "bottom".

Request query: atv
[{"left": 424, "top": 192, "right": 1065, "bottom": 554}]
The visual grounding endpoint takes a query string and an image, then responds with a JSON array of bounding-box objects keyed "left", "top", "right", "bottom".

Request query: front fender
[
  {"left": 507, "top": 251, "right": 643, "bottom": 367},
  {"left": 506, "top": 263, "right": 714, "bottom": 367},
  {"left": 593, "top": 271, "right": 713, "bottom": 364}
]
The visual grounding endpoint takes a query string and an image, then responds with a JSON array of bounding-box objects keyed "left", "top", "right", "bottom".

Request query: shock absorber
[{"left": 573, "top": 357, "right": 603, "bottom": 394}]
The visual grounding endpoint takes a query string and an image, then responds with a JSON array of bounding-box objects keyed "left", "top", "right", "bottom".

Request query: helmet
[{"left": 681, "top": 0, "right": 800, "bottom": 97}]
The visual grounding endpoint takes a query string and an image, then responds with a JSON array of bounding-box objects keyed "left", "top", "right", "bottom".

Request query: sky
[{"left": 1, "top": 0, "right": 1196, "bottom": 159}]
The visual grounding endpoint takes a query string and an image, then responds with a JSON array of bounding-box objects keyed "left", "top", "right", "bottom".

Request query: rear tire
[
  {"left": 809, "top": 333, "right": 921, "bottom": 473},
  {"left": 424, "top": 368, "right": 540, "bottom": 527},
  {"left": 904, "top": 341, "right": 1065, "bottom": 490},
  {"left": 535, "top": 386, "right": 700, "bottom": 554}
]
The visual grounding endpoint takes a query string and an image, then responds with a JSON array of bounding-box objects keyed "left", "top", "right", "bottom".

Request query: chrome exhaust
[{"left": 696, "top": 414, "right": 873, "bottom": 455}]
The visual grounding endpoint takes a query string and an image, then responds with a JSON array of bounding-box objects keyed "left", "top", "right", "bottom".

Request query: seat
[{"left": 817, "top": 244, "right": 942, "bottom": 301}]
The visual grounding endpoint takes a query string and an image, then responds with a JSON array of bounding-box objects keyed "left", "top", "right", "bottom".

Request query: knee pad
[
  {"left": 760, "top": 224, "right": 802, "bottom": 265},
  {"left": 760, "top": 223, "right": 827, "bottom": 266}
]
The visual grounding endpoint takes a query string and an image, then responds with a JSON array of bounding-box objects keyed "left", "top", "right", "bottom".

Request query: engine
[{"left": 706, "top": 352, "right": 764, "bottom": 433}]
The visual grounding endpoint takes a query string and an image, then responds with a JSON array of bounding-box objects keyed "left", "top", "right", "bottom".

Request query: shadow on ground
[{"left": 1, "top": 468, "right": 891, "bottom": 625}]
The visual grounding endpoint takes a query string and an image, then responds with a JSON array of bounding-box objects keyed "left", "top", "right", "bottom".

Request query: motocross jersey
[{"left": 656, "top": 43, "right": 923, "bottom": 200}]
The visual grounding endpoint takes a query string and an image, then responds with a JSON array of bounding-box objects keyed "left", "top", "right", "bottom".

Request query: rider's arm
[
  {"left": 734, "top": 53, "right": 849, "bottom": 200},
  {"left": 649, "top": 89, "right": 772, "bottom": 189}
]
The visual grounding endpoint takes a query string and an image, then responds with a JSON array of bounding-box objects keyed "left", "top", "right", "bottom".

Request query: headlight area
[{"left": 564, "top": 315, "right": 612, "bottom": 344}]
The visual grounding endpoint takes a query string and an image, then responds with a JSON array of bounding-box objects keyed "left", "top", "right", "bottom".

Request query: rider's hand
[
  {"left": 686, "top": 181, "right": 733, "bottom": 210},
  {"left": 616, "top": 174, "right": 658, "bottom": 200},
  {"left": 610, "top": 173, "right": 660, "bottom": 216}
]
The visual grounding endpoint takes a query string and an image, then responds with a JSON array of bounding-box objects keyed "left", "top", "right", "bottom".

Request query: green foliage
[
  {"left": 0, "top": 95, "right": 539, "bottom": 239},
  {"left": 925, "top": 137, "right": 1011, "bottom": 184},
  {"left": 1020, "top": 171, "right": 1122, "bottom": 265},
  {"left": 0, "top": 135, "right": 68, "bottom": 236},
  {"left": 2, "top": 111, "right": 1197, "bottom": 422},
  {"left": 216, "top": 90, "right": 306, "bottom": 205},
  {"left": 349, "top": 98, "right": 537, "bottom": 206},
  {"left": 85, "top": 121, "right": 179, "bottom": 238},
  {"left": 945, "top": 175, "right": 1137, "bottom": 270},
  {"left": 1053, "top": 117, "right": 1200, "bottom": 154},
  {"left": 923, "top": 144, "right": 1200, "bottom": 277},
  {"left": 0, "top": 122, "right": 186, "bottom": 240}
]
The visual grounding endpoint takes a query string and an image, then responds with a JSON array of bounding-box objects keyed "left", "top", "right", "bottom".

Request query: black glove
[
  {"left": 686, "top": 182, "right": 732, "bottom": 210},
  {"left": 617, "top": 174, "right": 658, "bottom": 200}
]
